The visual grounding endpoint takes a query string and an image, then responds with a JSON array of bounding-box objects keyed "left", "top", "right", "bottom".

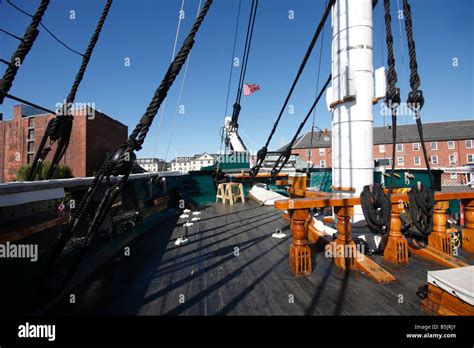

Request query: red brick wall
[
  {"left": 294, "top": 140, "right": 474, "bottom": 170},
  {"left": 86, "top": 110, "right": 128, "bottom": 176},
  {"left": 291, "top": 147, "right": 332, "bottom": 167},
  {"left": 0, "top": 105, "right": 127, "bottom": 182}
]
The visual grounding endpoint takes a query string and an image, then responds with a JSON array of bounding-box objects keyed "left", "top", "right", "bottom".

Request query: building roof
[
  {"left": 289, "top": 120, "right": 474, "bottom": 149},
  {"left": 170, "top": 157, "right": 193, "bottom": 163},
  {"left": 136, "top": 158, "right": 166, "bottom": 164}
]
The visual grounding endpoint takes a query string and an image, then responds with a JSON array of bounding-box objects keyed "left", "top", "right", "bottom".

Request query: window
[
  {"left": 306, "top": 149, "right": 311, "bottom": 157},
  {"left": 27, "top": 142, "right": 34, "bottom": 152},
  {"left": 27, "top": 117, "right": 35, "bottom": 127},
  {"left": 413, "top": 143, "right": 420, "bottom": 151},
  {"left": 320, "top": 160, "right": 326, "bottom": 168},
  {"left": 379, "top": 144, "right": 385, "bottom": 153},
  {"left": 319, "top": 148, "right": 325, "bottom": 156},
  {"left": 467, "top": 154, "right": 474, "bottom": 163},
  {"left": 396, "top": 144, "right": 403, "bottom": 152},
  {"left": 466, "top": 140, "right": 473, "bottom": 149},
  {"left": 27, "top": 129, "right": 34, "bottom": 141},
  {"left": 397, "top": 157, "right": 404, "bottom": 166},
  {"left": 449, "top": 154, "right": 456, "bottom": 164},
  {"left": 447, "top": 141, "right": 455, "bottom": 150},
  {"left": 450, "top": 173, "right": 458, "bottom": 179},
  {"left": 431, "top": 155, "right": 439, "bottom": 164},
  {"left": 27, "top": 153, "right": 34, "bottom": 163},
  {"left": 413, "top": 156, "right": 420, "bottom": 166},
  {"left": 430, "top": 142, "right": 438, "bottom": 151}
]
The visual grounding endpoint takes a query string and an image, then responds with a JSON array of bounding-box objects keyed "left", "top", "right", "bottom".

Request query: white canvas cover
[
  {"left": 248, "top": 185, "right": 288, "bottom": 206},
  {"left": 427, "top": 266, "right": 474, "bottom": 305}
]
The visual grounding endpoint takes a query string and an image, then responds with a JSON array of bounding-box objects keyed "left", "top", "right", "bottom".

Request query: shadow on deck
[{"left": 50, "top": 201, "right": 473, "bottom": 315}]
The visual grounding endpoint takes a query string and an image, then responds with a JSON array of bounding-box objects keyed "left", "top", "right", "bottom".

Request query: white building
[
  {"left": 170, "top": 153, "right": 216, "bottom": 171},
  {"left": 136, "top": 158, "right": 167, "bottom": 172}
]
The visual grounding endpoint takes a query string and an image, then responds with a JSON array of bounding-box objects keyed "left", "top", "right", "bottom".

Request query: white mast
[{"left": 330, "top": 0, "right": 375, "bottom": 222}]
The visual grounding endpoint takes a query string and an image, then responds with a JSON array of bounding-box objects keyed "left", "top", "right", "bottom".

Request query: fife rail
[{"left": 274, "top": 189, "right": 474, "bottom": 278}]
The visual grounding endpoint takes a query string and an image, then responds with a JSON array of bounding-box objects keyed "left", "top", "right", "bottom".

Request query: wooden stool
[
  {"left": 216, "top": 183, "right": 228, "bottom": 203},
  {"left": 224, "top": 183, "right": 245, "bottom": 205}
]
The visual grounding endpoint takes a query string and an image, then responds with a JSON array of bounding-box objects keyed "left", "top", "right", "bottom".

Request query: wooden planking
[
  {"left": 136, "top": 202, "right": 429, "bottom": 315},
  {"left": 48, "top": 200, "right": 474, "bottom": 316}
]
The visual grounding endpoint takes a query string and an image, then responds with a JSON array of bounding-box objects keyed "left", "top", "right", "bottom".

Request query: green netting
[
  {"left": 374, "top": 169, "right": 443, "bottom": 190},
  {"left": 309, "top": 170, "right": 332, "bottom": 192}
]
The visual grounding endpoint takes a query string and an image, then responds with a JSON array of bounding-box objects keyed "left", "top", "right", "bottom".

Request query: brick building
[
  {"left": 289, "top": 120, "right": 474, "bottom": 185},
  {"left": 0, "top": 105, "right": 128, "bottom": 182}
]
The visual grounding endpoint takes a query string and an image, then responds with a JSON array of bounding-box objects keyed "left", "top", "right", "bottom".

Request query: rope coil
[
  {"left": 407, "top": 184, "right": 434, "bottom": 236},
  {"left": 360, "top": 184, "right": 391, "bottom": 236}
]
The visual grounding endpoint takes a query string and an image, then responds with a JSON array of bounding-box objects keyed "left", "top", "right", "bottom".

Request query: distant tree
[{"left": 15, "top": 161, "right": 73, "bottom": 181}]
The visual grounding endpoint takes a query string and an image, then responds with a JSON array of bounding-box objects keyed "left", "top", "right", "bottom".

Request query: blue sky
[{"left": 1, "top": 0, "right": 472, "bottom": 161}]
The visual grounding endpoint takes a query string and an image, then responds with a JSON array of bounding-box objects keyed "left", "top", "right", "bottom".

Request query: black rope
[
  {"left": 223, "top": 0, "right": 242, "bottom": 118},
  {"left": 249, "top": 0, "right": 335, "bottom": 177},
  {"left": 40, "top": 0, "right": 214, "bottom": 301},
  {"left": 398, "top": 0, "right": 434, "bottom": 238},
  {"left": 270, "top": 74, "right": 331, "bottom": 177},
  {"left": 402, "top": 0, "right": 433, "bottom": 188},
  {"left": 0, "top": 28, "right": 23, "bottom": 41},
  {"left": 7, "top": 0, "right": 84, "bottom": 57},
  {"left": 360, "top": 184, "right": 391, "bottom": 236},
  {"left": 230, "top": 0, "right": 258, "bottom": 130},
  {"left": 308, "top": 0, "right": 327, "bottom": 169},
  {"left": 27, "top": 0, "right": 113, "bottom": 181},
  {"left": 5, "top": 93, "right": 55, "bottom": 114},
  {"left": 0, "top": 0, "right": 50, "bottom": 105},
  {"left": 0, "top": 59, "right": 11, "bottom": 66},
  {"left": 383, "top": 0, "right": 401, "bottom": 194},
  {"left": 407, "top": 184, "right": 434, "bottom": 236}
]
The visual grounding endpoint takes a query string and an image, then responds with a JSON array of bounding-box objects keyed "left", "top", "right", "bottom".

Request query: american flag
[{"left": 243, "top": 83, "right": 261, "bottom": 96}]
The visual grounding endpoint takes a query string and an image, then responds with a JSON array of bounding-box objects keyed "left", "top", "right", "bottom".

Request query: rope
[
  {"left": 270, "top": 74, "right": 331, "bottom": 177},
  {"left": 308, "top": 0, "right": 327, "bottom": 169},
  {"left": 164, "top": 0, "right": 202, "bottom": 164},
  {"left": 230, "top": 0, "right": 258, "bottom": 129},
  {"left": 402, "top": 0, "right": 433, "bottom": 188},
  {"left": 5, "top": 93, "right": 55, "bottom": 114},
  {"left": 383, "top": 0, "right": 401, "bottom": 194},
  {"left": 152, "top": 0, "right": 185, "bottom": 158},
  {"left": 41, "top": 0, "right": 214, "bottom": 299},
  {"left": 407, "top": 184, "right": 434, "bottom": 236},
  {"left": 249, "top": 0, "right": 335, "bottom": 177},
  {"left": 27, "top": 0, "right": 113, "bottom": 181},
  {"left": 223, "top": 0, "right": 242, "bottom": 118},
  {"left": 0, "top": 0, "right": 50, "bottom": 105},
  {"left": 360, "top": 184, "right": 391, "bottom": 253},
  {"left": 399, "top": 0, "right": 434, "bottom": 238},
  {"left": 7, "top": 0, "right": 84, "bottom": 57},
  {"left": 0, "top": 28, "right": 23, "bottom": 41}
]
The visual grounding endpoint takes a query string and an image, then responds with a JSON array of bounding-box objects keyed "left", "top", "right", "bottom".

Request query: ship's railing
[
  {"left": 0, "top": 171, "right": 187, "bottom": 208},
  {"left": 0, "top": 171, "right": 184, "bottom": 195},
  {"left": 273, "top": 179, "right": 474, "bottom": 278}
]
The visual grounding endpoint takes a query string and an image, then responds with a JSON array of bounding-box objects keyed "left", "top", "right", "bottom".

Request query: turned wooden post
[
  {"left": 329, "top": 205, "right": 357, "bottom": 269},
  {"left": 289, "top": 209, "right": 312, "bottom": 275},
  {"left": 461, "top": 199, "right": 474, "bottom": 253},
  {"left": 428, "top": 201, "right": 452, "bottom": 255},
  {"left": 384, "top": 201, "right": 409, "bottom": 264}
]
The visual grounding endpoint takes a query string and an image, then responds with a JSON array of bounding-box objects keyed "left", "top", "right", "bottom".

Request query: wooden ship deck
[{"left": 48, "top": 200, "right": 474, "bottom": 316}]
